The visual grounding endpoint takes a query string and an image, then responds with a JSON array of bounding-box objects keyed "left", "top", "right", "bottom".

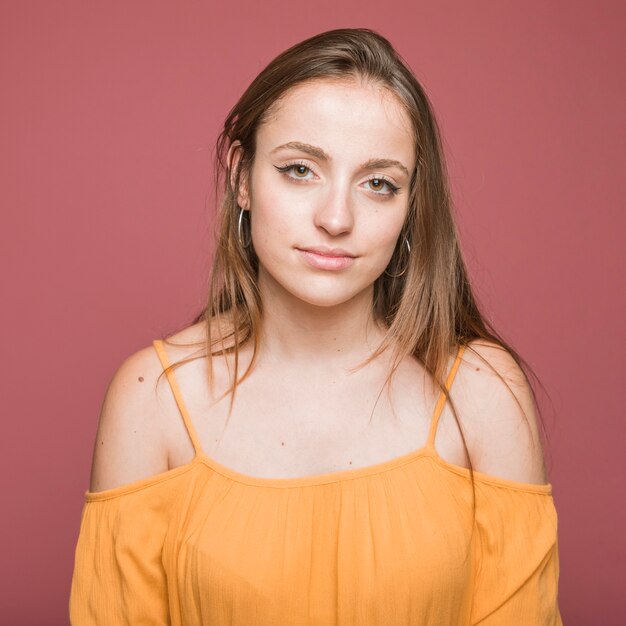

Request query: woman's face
[{"left": 236, "top": 77, "right": 416, "bottom": 308}]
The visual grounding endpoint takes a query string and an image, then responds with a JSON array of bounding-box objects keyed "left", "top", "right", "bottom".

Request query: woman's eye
[
  {"left": 291, "top": 164, "right": 311, "bottom": 178},
  {"left": 274, "top": 164, "right": 400, "bottom": 196},
  {"left": 275, "top": 163, "right": 314, "bottom": 180},
  {"left": 366, "top": 178, "right": 399, "bottom": 195}
]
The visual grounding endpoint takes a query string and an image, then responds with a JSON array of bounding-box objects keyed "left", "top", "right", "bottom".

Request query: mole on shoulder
[
  {"left": 349, "top": 460, "right": 352, "bottom": 465},
  {"left": 475, "top": 367, "right": 480, "bottom": 371},
  {"left": 281, "top": 441, "right": 285, "bottom": 446},
  {"left": 138, "top": 376, "right": 144, "bottom": 382}
]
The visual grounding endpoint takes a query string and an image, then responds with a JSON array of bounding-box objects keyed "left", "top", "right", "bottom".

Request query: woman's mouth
[{"left": 296, "top": 248, "right": 356, "bottom": 271}]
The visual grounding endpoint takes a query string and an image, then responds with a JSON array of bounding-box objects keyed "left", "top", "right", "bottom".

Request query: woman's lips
[{"left": 297, "top": 248, "right": 355, "bottom": 270}]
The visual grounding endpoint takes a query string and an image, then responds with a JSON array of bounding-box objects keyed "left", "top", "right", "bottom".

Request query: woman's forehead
[
  {"left": 258, "top": 79, "right": 415, "bottom": 165},
  {"left": 266, "top": 77, "right": 407, "bottom": 122}
]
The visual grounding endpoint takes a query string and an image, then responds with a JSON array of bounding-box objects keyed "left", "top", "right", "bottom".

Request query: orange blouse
[{"left": 69, "top": 341, "right": 562, "bottom": 624}]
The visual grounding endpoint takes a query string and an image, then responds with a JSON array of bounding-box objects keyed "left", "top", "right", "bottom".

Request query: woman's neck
[{"left": 257, "top": 277, "right": 387, "bottom": 369}]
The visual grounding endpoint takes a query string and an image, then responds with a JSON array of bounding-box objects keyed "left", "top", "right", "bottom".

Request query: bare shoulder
[
  {"left": 452, "top": 340, "right": 549, "bottom": 485},
  {"left": 88, "top": 340, "right": 173, "bottom": 492},
  {"left": 88, "top": 321, "right": 219, "bottom": 493}
]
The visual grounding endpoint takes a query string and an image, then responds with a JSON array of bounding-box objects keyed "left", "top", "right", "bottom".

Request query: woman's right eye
[{"left": 274, "top": 163, "right": 315, "bottom": 181}]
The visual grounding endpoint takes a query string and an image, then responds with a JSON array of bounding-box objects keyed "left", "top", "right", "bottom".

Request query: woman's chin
[
  {"left": 282, "top": 280, "right": 373, "bottom": 309},
  {"left": 257, "top": 263, "right": 377, "bottom": 308}
]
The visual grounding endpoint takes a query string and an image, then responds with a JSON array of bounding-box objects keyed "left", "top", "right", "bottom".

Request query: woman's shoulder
[
  {"left": 451, "top": 340, "right": 549, "bottom": 486},
  {"left": 87, "top": 320, "right": 212, "bottom": 494},
  {"left": 87, "top": 341, "right": 174, "bottom": 493}
]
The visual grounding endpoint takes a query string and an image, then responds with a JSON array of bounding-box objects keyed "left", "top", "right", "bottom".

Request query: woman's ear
[{"left": 226, "top": 140, "right": 250, "bottom": 210}]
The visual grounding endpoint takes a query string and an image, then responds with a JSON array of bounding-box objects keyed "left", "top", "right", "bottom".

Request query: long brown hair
[{"left": 158, "top": 28, "right": 552, "bottom": 537}]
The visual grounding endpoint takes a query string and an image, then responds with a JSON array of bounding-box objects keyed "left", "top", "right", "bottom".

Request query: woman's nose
[{"left": 312, "top": 183, "right": 355, "bottom": 236}]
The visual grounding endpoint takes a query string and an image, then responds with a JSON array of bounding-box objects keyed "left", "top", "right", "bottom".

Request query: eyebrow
[{"left": 270, "top": 141, "right": 411, "bottom": 178}]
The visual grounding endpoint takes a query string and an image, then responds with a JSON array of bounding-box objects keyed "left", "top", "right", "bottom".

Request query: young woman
[{"left": 70, "top": 28, "right": 562, "bottom": 625}]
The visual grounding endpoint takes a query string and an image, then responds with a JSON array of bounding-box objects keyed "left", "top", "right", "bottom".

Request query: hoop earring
[
  {"left": 384, "top": 236, "right": 411, "bottom": 278},
  {"left": 237, "top": 206, "right": 251, "bottom": 248}
]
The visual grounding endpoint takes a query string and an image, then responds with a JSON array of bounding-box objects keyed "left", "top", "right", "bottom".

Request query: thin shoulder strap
[
  {"left": 152, "top": 339, "right": 204, "bottom": 458},
  {"left": 426, "top": 344, "right": 467, "bottom": 449}
]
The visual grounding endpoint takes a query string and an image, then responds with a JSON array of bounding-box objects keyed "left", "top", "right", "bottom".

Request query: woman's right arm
[
  {"left": 69, "top": 345, "right": 173, "bottom": 625},
  {"left": 88, "top": 345, "right": 171, "bottom": 493}
]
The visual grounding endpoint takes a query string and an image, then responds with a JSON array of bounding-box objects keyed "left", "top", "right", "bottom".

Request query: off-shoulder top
[{"left": 69, "top": 341, "right": 562, "bottom": 625}]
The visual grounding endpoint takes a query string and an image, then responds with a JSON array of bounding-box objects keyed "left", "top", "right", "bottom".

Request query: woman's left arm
[
  {"left": 456, "top": 342, "right": 563, "bottom": 624},
  {"left": 468, "top": 483, "right": 563, "bottom": 625}
]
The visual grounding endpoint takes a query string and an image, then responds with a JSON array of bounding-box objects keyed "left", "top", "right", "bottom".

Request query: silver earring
[
  {"left": 384, "top": 236, "right": 411, "bottom": 278},
  {"left": 237, "top": 206, "right": 251, "bottom": 248}
]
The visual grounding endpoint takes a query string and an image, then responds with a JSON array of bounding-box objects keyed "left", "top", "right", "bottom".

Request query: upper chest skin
[{"left": 160, "top": 333, "right": 470, "bottom": 479}]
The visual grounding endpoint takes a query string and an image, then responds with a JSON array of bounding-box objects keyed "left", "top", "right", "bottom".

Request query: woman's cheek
[
  {"left": 251, "top": 207, "right": 289, "bottom": 250},
  {"left": 250, "top": 213, "right": 293, "bottom": 272}
]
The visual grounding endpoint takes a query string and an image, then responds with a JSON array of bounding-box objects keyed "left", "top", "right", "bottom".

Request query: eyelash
[{"left": 274, "top": 161, "right": 401, "bottom": 196}]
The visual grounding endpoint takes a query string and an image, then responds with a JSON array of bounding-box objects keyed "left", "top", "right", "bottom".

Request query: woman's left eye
[
  {"left": 274, "top": 163, "right": 400, "bottom": 196},
  {"left": 365, "top": 177, "right": 400, "bottom": 195}
]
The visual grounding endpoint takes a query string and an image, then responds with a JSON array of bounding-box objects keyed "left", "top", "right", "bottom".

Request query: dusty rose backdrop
[{"left": 1, "top": 1, "right": 623, "bottom": 623}]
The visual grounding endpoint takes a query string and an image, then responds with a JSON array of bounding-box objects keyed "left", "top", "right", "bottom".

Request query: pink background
[{"left": 2, "top": 1, "right": 624, "bottom": 623}]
